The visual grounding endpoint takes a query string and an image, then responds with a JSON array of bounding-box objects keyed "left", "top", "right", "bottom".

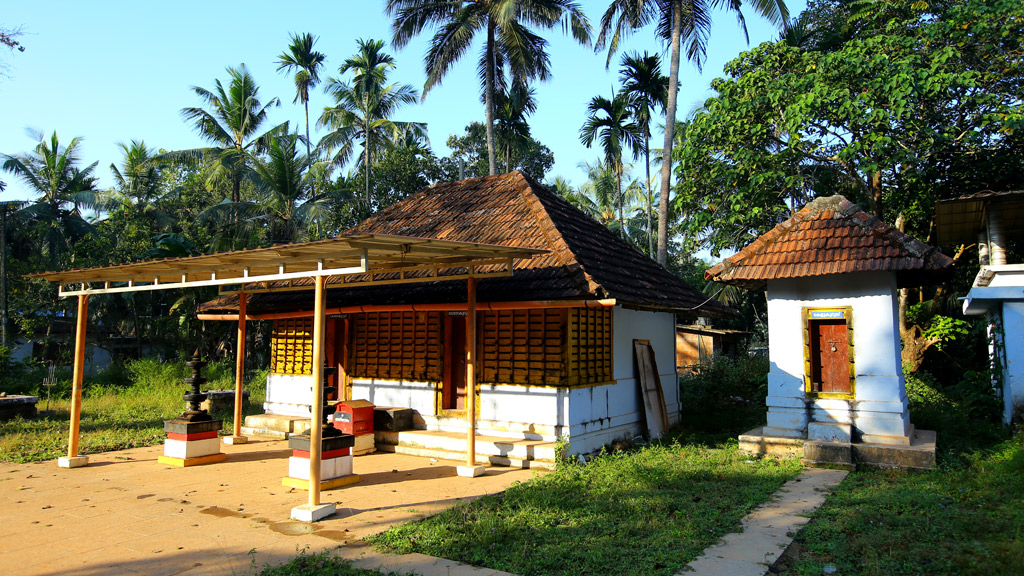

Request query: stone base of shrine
[{"left": 739, "top": 426, "right": 936, "bottom": 470}]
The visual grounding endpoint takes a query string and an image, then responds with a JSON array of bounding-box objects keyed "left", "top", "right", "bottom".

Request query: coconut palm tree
[
  {"left": 318, "top": 39, "right": 420, "bottom": 214},
  {"left": 579, "top": 91, "right": 643, "bottom": 237},
  {"left": 276, "top": 32, "right": 327, "bottom": 162},
  {"left": 619, "top": 51, "right": 667, "bottom": 257},
  {"left": 1, "top": 130, "right": 98, "bottom": 263},
  {"left": 199, "top": 131, "right": 334, "bottom": 249},
  {"left": 495, "top": 82, "right": 538, "bottom": 174},
  {"left": 596, "top": 0, "right": 789, "bottom": 265},
  {"left": 177, "top": 64, "right": 284, "bottom": 203},
  {"left": 385, "top": 0, "right": 591, "bottom": 176},
  {"left": 97, "top": 141, "right": 173, "bottom": 230}
]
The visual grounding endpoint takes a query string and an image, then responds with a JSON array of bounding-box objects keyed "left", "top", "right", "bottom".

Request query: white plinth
[
  {"left": 291, "top": 502, "right": 336, "bottom": 522},
  {"left": 164, "top": 437, "right": 221, "bottom": 459},
  {"left": 223, "top": 436, "right": 248, "bottom": 445},
  {"left": 57, "top": 456, "right": 89, "bottom": 468},
  {"left": 288, "top": 455, "right": 353, "bottom": 480},
  {"left": 457, "top": 465, "right": 486, "bottom": 477}
]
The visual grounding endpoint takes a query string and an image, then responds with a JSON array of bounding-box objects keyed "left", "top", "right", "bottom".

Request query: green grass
[
  {"left": 783, "top": 435, "right": 1024, "bottom": 575},
  {"left": 368, "top": 439, "right": 803, "bottom": 576},
  {"left": 777, "top": 371, "right": 1021, "bottom": 575},
  {"left": 0, "top": 358, "right": 267, "bottom": 463},
  {"left": 252, "top": 549, "right": 410, "bottom": 576}
]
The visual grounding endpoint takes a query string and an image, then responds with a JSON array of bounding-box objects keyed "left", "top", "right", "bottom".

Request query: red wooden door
[
  {"left": 811, "top": 320, "right": 850, "bottom": 394},
  {"left": 443, "top": 317, "right": 467, "bottom": 410}
]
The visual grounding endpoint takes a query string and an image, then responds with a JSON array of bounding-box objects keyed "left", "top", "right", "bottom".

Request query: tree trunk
[
  {"left": 1, "top": 207, "right": 7, "bottom": 349},
  {"left": 616, "top": 163, "right": 624, "bottom": 239},
  {"left": 485, "top": 21, "right": 498, "bottom": 176},
  {"left": 304, "top": 99, "right": 313, "bottom": 165},
  {"left": 644, "top": 132, "right": 653, "bottom": 258},
  {"left": 869, "top": 170, "right": 883, "bottom": 220},
  {"left": 657, "top": 1, "right": 682, "bottom": 266},
  {"left": 364, "top": 127, "right": 371, "bottom": 214}
]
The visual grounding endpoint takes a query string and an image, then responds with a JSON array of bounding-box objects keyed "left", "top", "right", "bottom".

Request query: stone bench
[{"left": 0, "top": 395, "right": 39, "bottom": 420}]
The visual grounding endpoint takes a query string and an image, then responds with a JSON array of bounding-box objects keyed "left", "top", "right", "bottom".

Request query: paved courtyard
[{"left": 0, "top": 439, "right": 538, "bottom": 576}]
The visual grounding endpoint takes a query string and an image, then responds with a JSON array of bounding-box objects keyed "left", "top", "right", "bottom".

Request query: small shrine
[{"left": 706, "top": 196, "right": 954, "bottom": 469}]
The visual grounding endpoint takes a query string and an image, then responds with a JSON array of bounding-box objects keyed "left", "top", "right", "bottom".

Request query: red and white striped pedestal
[
  {"left": 282, "top": 434, "right": 360, "bottom": 491},
  {"left": 158, "top": 419, "right": 226, "bottom": 467}
]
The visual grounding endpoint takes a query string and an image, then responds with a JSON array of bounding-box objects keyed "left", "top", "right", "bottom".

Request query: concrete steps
[{"left": 377, "top": 429, "right": 558, "bottom": 471}]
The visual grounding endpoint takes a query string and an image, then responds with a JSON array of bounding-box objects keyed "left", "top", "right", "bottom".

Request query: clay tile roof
[
  {"left": 704, "top": 195, "right": 954, "bottom": 291},
  {"left": 201, "top": 171, "right": 735, "bottom": 317}
]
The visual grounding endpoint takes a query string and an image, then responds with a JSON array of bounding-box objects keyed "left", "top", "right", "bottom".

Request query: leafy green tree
[
  {"left": 386, "top": 0, "right": 591, "bottom": 176},
  {"left": 676, "top": 0, "right": 1024, "bottom": 255},
  {"left": 444, "top": 121, "right": 554, "bottom": 180},
  {"left": 597, "top": 0, "right": 789, "bottom": 266},
  {"left": 618, "top": 51, "right": 667, "bottom": 256},
  {"left": 579, "top": 90, "right": 643, "bottom": 236},
  {"left": 276, "top": 32, "right": 327, "bottom": 162},
  {"left": 318, "top": 38, "right": 421, "bottom": 215},
  {"left": 177, "top": 64, "right": 284, "bottom": 203}
]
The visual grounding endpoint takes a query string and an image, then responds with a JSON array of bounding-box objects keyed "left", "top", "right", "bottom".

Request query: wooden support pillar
[
  {"left": 291, "top": 274, "right": 336, "bottom": 522},
  {"left": 58, "top": 294, "right": 89, "bottom": 468},
  {"left": 309, "top": 275, "right": 327, "bottom": 506},
  {"left": 225, "top": 293, "right": 248, "bottom": 444},
  {"left": 458, "top": 277, "right": 485, "bottom": 477}
]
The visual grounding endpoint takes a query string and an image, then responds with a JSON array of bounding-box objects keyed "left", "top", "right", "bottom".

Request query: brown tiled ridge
[{"left": 704, "top": 195, "right": 954, "bottom": 290}]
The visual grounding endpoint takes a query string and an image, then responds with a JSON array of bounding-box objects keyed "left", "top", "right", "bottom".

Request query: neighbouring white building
[
  {"left": 936, "top": 190, "right": 1024, "bottom": 424},
  {"left": 706, "top": 196, "right": 954, "bottom": 469}
]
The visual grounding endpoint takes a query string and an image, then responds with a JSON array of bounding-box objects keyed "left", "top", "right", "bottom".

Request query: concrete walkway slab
[
  {"left": 0, "top": 439, "right": 539, "bottom": 576},
  {"left": 677, "top": 467, "right": 848, "bottom": 576}
]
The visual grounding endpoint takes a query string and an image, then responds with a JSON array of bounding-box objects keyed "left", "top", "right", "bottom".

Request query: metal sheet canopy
[{"left": 28, "top": 234, "right": 547, "bottom": 297}]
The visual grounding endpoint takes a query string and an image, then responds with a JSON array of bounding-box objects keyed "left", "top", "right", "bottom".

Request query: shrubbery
[{"left": 676, "top": 356, "right": 769, "bottom": 441}]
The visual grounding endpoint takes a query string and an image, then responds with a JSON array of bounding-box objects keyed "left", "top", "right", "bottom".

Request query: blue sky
[{"left": 0, "top": 1, "right": 804, "bottom": 203}]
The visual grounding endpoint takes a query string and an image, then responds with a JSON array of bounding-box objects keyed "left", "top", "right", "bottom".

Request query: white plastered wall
[
  {"left": 764, "top": 272, "right": 911, "bottom": 443},
  {"left": 264, "top": 306, "right": 679, "bottom": 455}
]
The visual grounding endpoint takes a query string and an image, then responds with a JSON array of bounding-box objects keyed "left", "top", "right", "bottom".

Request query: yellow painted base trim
[
  {"left": 158, "top": 453, "right": 227, "bottom": 467},
  {"left": 282, "top": 474, "right": 361, "bottom": 491}
]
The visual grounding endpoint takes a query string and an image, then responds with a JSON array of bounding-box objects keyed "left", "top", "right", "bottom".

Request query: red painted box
[{"left": 335, "top": 400, "right": 374, "bottom": 436}]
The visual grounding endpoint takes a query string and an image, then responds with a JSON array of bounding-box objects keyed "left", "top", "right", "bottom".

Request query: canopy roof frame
[{"left": 29, "top": 234, "right": 545, "bottom": 297}]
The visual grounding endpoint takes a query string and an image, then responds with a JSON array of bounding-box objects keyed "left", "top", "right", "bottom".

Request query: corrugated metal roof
[
  {"left": 705, "top": 195, "right": 954, "bottom": 290},
  {"left": 201, "top": 171, "right": 735, "bottom": 317},
  {"left": 934, "top": 190, "right": 1024, "bottom": 246}
]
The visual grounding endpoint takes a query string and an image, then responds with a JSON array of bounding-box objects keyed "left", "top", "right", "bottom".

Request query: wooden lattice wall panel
[
  {"left": 567, "top": 307, "right": 613, "bottom": 385},
  {"left": 480, "top": 309, "right": 566, "bottom": 386},
  {"left": 271, "top": 318, "right": 314, "bottom": 375},
  {"left": 350, "top": 311, "right": 442, "bottom": 382}
]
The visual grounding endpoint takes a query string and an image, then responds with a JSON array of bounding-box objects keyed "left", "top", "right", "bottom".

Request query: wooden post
[
  {"left": 309, "top": 275, "right": 327, "bottom": 506},
  {"left": 227, "top": 293, "right": 247, "bottom": 443},
  {"left": 59, "top": 294, "right": 89, "bottom": 468},
  {"left": 458, "top": 277, "right": 484, "bottom": 477}
]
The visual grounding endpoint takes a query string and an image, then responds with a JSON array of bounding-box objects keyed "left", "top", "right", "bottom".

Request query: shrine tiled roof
[
  {"left": 705, "top": 195, "right": 954, "bottom": 290},
  {"left": 201, "top": 171, "right": 734, "bottom": 317}
]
